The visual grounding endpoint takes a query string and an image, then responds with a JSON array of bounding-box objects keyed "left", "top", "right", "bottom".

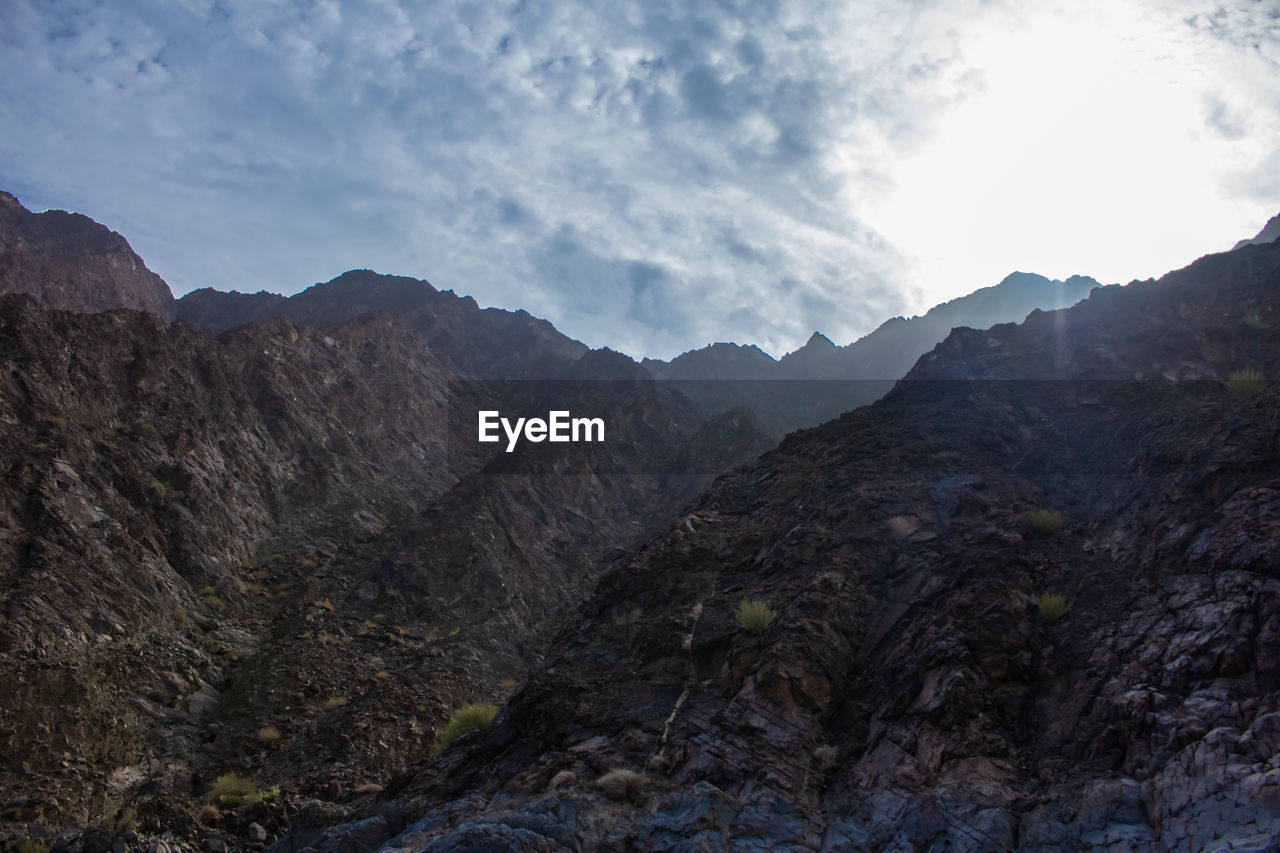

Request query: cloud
[{"left": 1, "top": 0, "right": 1277, "bottom": 360}]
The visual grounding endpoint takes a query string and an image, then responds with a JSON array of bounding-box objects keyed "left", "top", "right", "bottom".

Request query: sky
[{"left": 2, "top": 0, "right": 1278, "bottom": 360}]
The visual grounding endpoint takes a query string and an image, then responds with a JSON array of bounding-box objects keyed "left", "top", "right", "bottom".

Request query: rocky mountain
[
  {"left": 0, "top": 193, "right": 175, "bottom": 320},
  {"left": 644, "top": 272, "right": 1100, "bottom": 435},
  {"left": 5, "top": 189, "right": 1279, "bottom": 853},
  {"left": 285, "top": 239, "right": 1280, "bottom": 850},
  {"left": 177, "top": 271, "right": 588, "bottom": 379},
  {"left": 1233, "top": 213, "right": 1280, "bottom": 250},
  {"left": 0, "top": 202, "right": 775, "bottom": 847}
]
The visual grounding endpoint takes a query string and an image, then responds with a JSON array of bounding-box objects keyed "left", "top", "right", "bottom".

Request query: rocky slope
[
  {"left": 289, "top": 240, "right": 1280, "bottom": 851},
  {"left": 0, "top": 193, "right": 175, "bottom": 319},
  {"left": 0, "top": 205, "right": 777, "bottom": 849}
]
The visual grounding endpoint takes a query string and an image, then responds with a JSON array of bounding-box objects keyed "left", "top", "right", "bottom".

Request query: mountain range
[{"left": 0, "top": 189, "right": 1277, "bottom": 852}]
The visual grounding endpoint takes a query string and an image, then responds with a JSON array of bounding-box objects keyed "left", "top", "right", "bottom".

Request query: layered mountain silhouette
[
  {"left": 645, "top": 271, "right": 1099, "bottom": 382},
  {"left": 1, "top": 190, "right": 1279, "bottom": 852}
]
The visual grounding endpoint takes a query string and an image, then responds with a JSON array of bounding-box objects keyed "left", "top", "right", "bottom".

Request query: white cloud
[{"left": 0, "top": 0, "right": 1277, "bottom": 360}]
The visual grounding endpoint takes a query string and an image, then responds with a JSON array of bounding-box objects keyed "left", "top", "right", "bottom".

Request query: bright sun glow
[{"left": 858, "top": 2, "right": 1275, "bottom": 311}]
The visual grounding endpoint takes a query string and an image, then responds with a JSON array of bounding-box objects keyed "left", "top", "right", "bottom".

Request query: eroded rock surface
[{"left": 295, "top": 242, "right": 1280, "bottom": 851}]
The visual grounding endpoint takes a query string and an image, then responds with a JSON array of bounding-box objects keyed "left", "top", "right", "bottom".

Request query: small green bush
[
  {"left": 16, "top": 841, "right": 49, "bottom": 853},
  {"left": 1227, "top": 368, "right": 1265, "bottom": 396},
  {"left": 433, "top": 702, "right": 498, "bottom": 753},
  {"left": 243, "top": 785, "right": 280, "bottom": 805},
  {"left": 1021, "top": 508, "right": 1063, "bottom": 536},
  {"left": 1244, "top": 311, "right": 1268, "bottom": 330},
  {"left": 736, "top": 599, "right": 776, "bottom": 634},
  {"left": 207, "top": 772, "right": 256, "bottom": 807},
  {"left": 1038, "top": 592, "right": 1068, "bottom": 624},
  {"left": 149, "top": 481, "right": 166, "bottom": 495}
]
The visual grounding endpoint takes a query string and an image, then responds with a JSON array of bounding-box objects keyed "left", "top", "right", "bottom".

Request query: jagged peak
[{"left": 803, "top": 331, "right": 836, "bottom": 349}]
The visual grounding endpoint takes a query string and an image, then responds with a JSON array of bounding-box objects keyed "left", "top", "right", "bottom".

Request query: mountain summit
[{"left": 0, "top": 191, "right": 176, "bottom": 319}]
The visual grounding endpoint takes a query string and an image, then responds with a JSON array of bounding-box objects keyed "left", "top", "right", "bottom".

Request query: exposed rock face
[
  {"left": 296, "top": 241, "right": 1280, "bottom": 851},
  {"left": 0, "top": 296, "right": 465, "bottom": 829},
  {"left": 0, "top": 192, "right": 176, "bottom": 319},
  {"left": 0, "top": 298, "right": 771, "bottom": 839}
]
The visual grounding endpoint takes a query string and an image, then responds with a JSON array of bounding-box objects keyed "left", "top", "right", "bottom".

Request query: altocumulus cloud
[{"left": 1, "top": 0, "right": 1277, "bottom": 359}]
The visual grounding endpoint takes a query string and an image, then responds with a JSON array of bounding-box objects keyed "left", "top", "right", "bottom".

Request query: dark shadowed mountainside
[
  {"left": 290, "top": 240, "right": 1280, "bottom": 851},
  {"left": 0, "top": 201, "right": 776, "bottom": 845},
  {"left": 178, "top": 271, "right": 588, "bottom": 379}
]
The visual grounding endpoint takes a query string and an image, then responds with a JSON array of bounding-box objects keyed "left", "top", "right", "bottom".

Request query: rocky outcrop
[
  {"left": 0, "top": 192, "right": 176, "bottom": 319},
  {"left": 297, "top": 240, "right": 1280, "bottom": 850}
]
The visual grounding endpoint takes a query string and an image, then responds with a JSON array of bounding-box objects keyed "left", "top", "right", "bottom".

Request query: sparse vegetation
[
  {"left": 1038, "top": 592, "right": 1068, "bottom": 624},
  {"left": 134, "top": 420, "right": 156, "bottom": 433},
  {"left": 1244, "top": 311, "right": 1268, "bottom": 330},
  {"left": 256, "top": 725, "right": 281, "bottom": 744},
  {"left": 374, "top": 670, "right": 390, "bottom": 680},
  {"left": 149, "top": 481, "right": 166, "bottom": 495},
  {"left": 1227, "top": 368, "right": 1265, "bottom": 396},
  {"left": 172, "top": 607, "right": 188, "bottom": 625},
  {"left": 324, "top": 695, "right": 348, "bottom": 710},
  {"left": 198, "top": 585, "right": 216, "bottom": 597},
  {"left": 244, "top": 785, "right": 280, "bottom": 805},
  {"left": 736, "top": 598, "right": 776, "bottom": 634},
  {"left": 207, "top": 772, "right": 256, "bottom": 807},
  {"left": 199, "top": 804, "right": 219, "bottom": 823},
  {"left": 16, "top": 841, "right": 49, "bottom": 853},
  {"left": 373, "top": 613, "right": 388, "bottom": 624},
  {"left": 45, "top": 416, "right": 67, "bottom": 430},
  {"left": 1021, "top": 508, "right": 1063, "bottom": 536},
  {"left": 433, "top": 702, "right": 498, "bottom": 753},
  {"left": 595, "top": 768, "right": 648, "bottom": 802}
]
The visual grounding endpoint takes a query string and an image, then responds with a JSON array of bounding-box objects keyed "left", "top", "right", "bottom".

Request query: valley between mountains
[{"left": 1, "top": 189, "right": 1279, "bottom": 852}]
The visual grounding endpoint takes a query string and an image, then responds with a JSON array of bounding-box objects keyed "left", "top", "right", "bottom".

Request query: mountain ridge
[
  {"left": 284, "top": 237, "right": 1280, "bottom": 852},
  {"left": 0, "top": 192, "right": 176, "bottom": 319}
]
